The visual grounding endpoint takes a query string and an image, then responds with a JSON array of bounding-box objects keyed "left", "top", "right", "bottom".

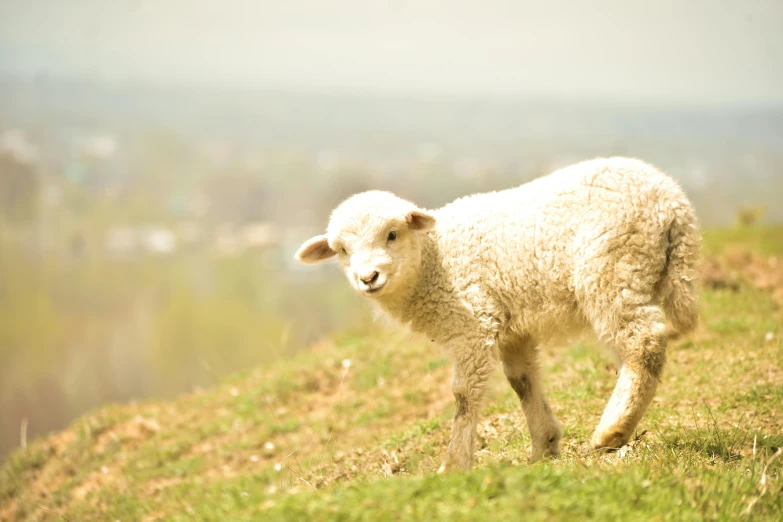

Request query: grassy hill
[{"left": 2, "top": 227, "right": 782, "bottom": 521}]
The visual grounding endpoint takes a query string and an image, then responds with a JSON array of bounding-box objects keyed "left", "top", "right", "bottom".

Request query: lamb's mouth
[{"left": 362, "top": 283, "right": 386, "bottom": 295}]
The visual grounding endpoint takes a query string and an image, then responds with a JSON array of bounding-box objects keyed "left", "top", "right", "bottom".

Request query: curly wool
[
  {"left": 384, "top": 157, "right": 699, "bottom": 348},
  {"left": 298, "top": 156, "right": 700, "bottom": 472}
]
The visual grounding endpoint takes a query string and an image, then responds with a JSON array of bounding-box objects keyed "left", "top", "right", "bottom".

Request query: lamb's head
[{"left": 295, "top": 191, "right": 436, "bottom": 299}]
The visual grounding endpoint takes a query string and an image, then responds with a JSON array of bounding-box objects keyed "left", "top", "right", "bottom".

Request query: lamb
[{"left": 295, "top": 157, "right": 700, "bottom": 472}]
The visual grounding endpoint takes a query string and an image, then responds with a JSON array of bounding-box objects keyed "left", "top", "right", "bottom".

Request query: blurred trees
[
  {"left": 736, "top": 206, "right": 765, "bottom": 227},
  {"left": 0, "top": 152, "right": 40, "bottom": 223},
  {"left": 205, "top": 169, "right": 270, "bottom": 223}
]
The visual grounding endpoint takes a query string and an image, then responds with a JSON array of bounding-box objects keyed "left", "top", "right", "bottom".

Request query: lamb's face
[{"left": 295, "top": 191, "right": 436, "bottom": 299}]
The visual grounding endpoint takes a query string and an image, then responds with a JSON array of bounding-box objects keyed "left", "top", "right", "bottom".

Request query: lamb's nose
[{"left": 359, "top": 271, "right": 379, "bottom": 285}]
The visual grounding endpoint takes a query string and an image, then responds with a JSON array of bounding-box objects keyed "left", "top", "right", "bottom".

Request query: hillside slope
[{"left": 2, "top": 227, "right": 782, "bottom": 521}]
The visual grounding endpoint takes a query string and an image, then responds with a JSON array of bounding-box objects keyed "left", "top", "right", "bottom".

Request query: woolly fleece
[{"left": 296, "top": 157, "right": 700, "bottom": 472}]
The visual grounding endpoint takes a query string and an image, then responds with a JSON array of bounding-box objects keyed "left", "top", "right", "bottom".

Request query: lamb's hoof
[
  {"left": 437, "top": 462, "right": 466, "bottom": 474},
  {"left": 591, "top": 428, "right": 629, "bottom": 452},
  {"left": 530, "top": 443, "right": 561, "bottom": 462},
  {"left": 437, "top": 457, "right": 471, "bottom": 474}
]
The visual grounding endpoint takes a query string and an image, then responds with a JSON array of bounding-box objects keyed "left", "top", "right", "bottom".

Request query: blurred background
[{"left": 0, "top": 0, "right": 781, "bottom": 458}]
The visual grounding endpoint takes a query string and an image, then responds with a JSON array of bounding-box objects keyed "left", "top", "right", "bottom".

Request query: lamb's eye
[
  {"left": 387, "top": 231, "right": 397, "bottom": 242},
  {"left": 341, "top": 247, "right": 347, "bottom": 255}
]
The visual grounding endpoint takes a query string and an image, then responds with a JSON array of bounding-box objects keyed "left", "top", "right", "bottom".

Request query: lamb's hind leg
[
  {"left": 501, "top": 337, "right": 562, "bottom": 461},
  {"left": 591, "top": 303, "right": 667, "bottom": 450}
]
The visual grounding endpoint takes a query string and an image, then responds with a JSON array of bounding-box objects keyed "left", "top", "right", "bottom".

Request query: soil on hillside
[{"left": 702, "top": 250, "right": 783, "bottom": 306}]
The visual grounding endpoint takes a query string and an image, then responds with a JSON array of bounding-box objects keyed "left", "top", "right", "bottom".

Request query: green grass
[
  {"left": 702, "top": 225, "right": 783, "bottom": 256},
  {"left": 1, "top": 226, "right": 782, "bottom": 521},
  {"left": 261, "top": 459, "right": 774, "bottom": 522}
]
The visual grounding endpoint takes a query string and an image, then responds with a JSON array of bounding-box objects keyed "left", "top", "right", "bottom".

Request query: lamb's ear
[
  {"left": 295, "top": 235, "right": 336, "bottom": 263},
  {"left": 405, "top": 209, "right": 436, "bottom": 231}
]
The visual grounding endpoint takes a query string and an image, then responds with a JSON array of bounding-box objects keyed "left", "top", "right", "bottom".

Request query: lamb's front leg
[{"left": 438, "top": 346, "right": 492, "bottom": 473}]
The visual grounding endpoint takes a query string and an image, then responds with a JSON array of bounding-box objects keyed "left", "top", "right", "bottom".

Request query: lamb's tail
[{"left": 660, "top": 203, "right": 701, "bottom": 334}]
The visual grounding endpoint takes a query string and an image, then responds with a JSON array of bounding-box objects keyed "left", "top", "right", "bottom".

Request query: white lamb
[{"left": 296, "top": 157, "right": 700, "bottom": 472}]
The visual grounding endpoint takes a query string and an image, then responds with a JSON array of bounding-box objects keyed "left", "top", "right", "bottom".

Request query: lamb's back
[{"left": 429, "top": 158, "right": 685, "bottom": 334}]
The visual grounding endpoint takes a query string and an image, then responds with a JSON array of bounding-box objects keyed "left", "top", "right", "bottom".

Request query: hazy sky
[{"left": 1, "top": 0, "right": 781, "bottom": 105}]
